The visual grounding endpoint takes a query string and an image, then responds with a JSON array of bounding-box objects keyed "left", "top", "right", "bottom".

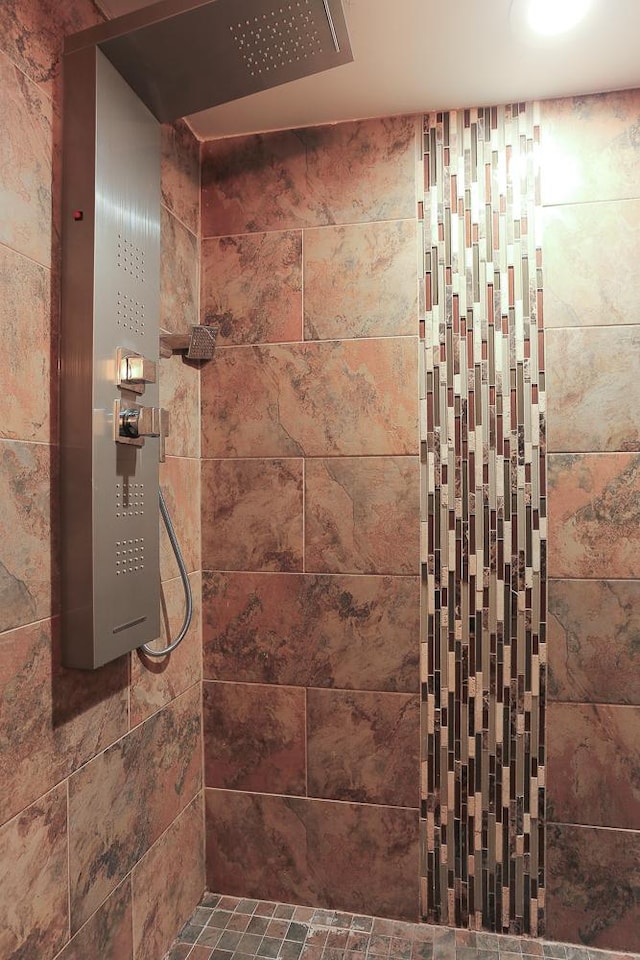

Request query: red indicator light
[{"left": 73, "top": 210, "right": 84, "bottom": 221}]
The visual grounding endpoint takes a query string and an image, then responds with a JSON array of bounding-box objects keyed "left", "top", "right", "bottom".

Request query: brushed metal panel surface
[
  {"left": 64, "top": 0, "right": 353, "bottom": 123},
  {"left": 60, "top": 45, "right": 97, "bottom": 668},
  {"left": 61, "top": 48, "right": 161, "bottom": 668}
]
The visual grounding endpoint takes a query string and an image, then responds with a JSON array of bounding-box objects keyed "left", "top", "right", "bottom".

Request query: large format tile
[
  {"left": 548, "top": 579, "right": 640, "bottom": 705},
  {"left": 0, "top": 440, "right": 54, "bottom": 632},
  {"left": 160, "top": 456, "right": 201, "bottom": 579},
  {"left": 131, "top": 573, "right": 202, "bottom": 727},
  {"left": 0, "top": 0, "right": 103, "bottom": 95},
  {"left": 160, "top": 205, "right": 198, "bottom": 335},
  {"left": 201, "top": 459, "right": 303, "bottom": 572},
  {"left": 546, "top": 823, "right": 640, "bottom": 951},
  {"left": 57, "top": 878, "right": 133, "bottom": 960},
  {"left": 546, "top": 327, "right": 640, "bottom": 451},
  {"left": 0, "top": 50, "right": 53, "bottom": 266},
  {"left": 547, "top": 702, "right": 640, "bottom": 828},
  {"left": 159, "top": 354, "right": 200, "bottom": 459},
  {"left": 204, "top": 681, "right": 306, "bottom": 794},
  {"left": 548, "top": 453, "right": 640, "bottom": 578},
  {"left": 68, "top": 684, "right": 202, "bottom": 931},
  {"left": 201, "top": 231, "right": 302, "bottom": 344},
  {"left": 0, "top": 244, "right": 52, "bottom": 443},
  {"left": 201, "top": 115, "right": 418, "bottom": 236},
  {"left": 0, "top": 784, "right": 68, "bottom": 960},
  {"left": 206, "top": 790, "right": 420, "bottom": 921},
  {"left": 543, "top": 200, "right": 640, "bottom": 328},
  {"left": 0, "top": 617, "right": 128, "bottom": 827},
  {"left": 304, "top": 220, "right": 418, "bottom": 340},
  {"left": 201, "top": 339, "right": 419, "bottom": 458},
  {"left": 305, "top": 457, "right": 420, "bottom": 575},
  {"left": 307, "top": 689, "right": 420, "bottom": 807},
  {"left": 541, "top": 90, "right": 640, "bottom": 205},
  {"left": 202, "top": 572, "right": 419, "bottom": 691},
  {"left": 132, "top": 793, "right": 205, "bottom": 960},
  {"left": 161, "top": 118, "right": 200, "bottom": 236}
]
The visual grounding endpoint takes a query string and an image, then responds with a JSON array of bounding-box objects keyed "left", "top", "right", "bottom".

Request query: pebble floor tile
[{"left": 163, "top": 896, "right": 639, "bottom": 960}]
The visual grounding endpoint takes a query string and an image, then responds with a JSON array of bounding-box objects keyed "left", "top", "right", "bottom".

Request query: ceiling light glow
[{"left": 525, "top": 0, "right": 592, "bottom": 36}]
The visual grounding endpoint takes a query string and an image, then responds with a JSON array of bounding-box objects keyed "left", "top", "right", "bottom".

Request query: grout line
[
  {"left": 58, "top": 679, "right": 203, "bottom": 794},
  {"left": 198, "top": 136, "right": 203, "bottom": 219},
  {"left": 200, "top": 216, "right": 420, "bottom": 243},
  {"left": 201, "top": 454, "right": 420, "bottom": 462},
  {"left": 545, "top": 820, "right": 640, "bottom": 834},
  {"left": 0, "top": 237, "right": 53, "bottom": 272},
  {"left": 202, "top": 784, "right": 420, "bottom": 813},
  {"left": 199, "top": 569, "right": 420, "bottom": 580},
  {"left": 547, "top": 700, "right": 640, "bottom": 708},
  {"left": 128, "top": 876, "right": 135, "bottom": 960},
  {"left": 129, "top": 675, "right": 202, "bottom": 736},
  {"left": 0, "top": 779, "right": 69, "bottom": 835},
  {"left": 0, "top": 613, "right": 56, "bottom": 640},
  {"left": 304, "top": 686, "right": 309, "bottom": 799},
  {"left": 546, "top": 575, "right": 640, "bottom": 581},
  {"left": 0, "top": 436, "right": 57, "bottom": 448},
  {"left": 542, "top": 196, "right": 640, "bottom": 210},
  {"left": 161, "top": 200, "right": 199, "bottom": 243},
  {"left": 130, "top": 865, "right": 138, "bottom": 960},
  {"left": 301, "top": 456, "right": 306, "bottom": 574},
  {"left": 202, "top": 678, "right": 419, "bottom": 698},
  {"left": 545, "top": 322, "right": 640, "bottom": 331},
  {"left": 1, "top": 48, "right": 54, "bottom": 107},
  {"left": 161, "top": 454, "right": 202, "bottom": 463},
  {"left": 199, "top": 659, "right": 207, "bottom": 898},
  {"left": 66, "top": 778, "right": 71, "bottom": 943},
  {"left": 547, "top": 576, "right": 640, "bottom": 583},
  {"left": 546, "top": 450, "right": 640, "bottom": 456},
  {"left": 300, "top": 225, "right": 306, "bottom": 343},
  {"left": 211, "top": 333, "right": 421, "bottom": 351},
  {"left": 50, "top": 874, "right": 134, "bottom": 960}
]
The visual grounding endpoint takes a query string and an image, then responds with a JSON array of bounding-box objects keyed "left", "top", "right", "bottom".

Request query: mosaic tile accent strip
[
  {"left": 163, "top": 895, "right": 635, "bottom": 960},
  {"left": 420, "top": 105, "right": 546, "bottom": 935}
]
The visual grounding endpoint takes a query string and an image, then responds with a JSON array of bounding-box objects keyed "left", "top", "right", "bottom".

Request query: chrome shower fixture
[
  {"left": 59, "top": 0, "right": 352, "bottom": 668},
  {"left": 160, "top": 325, "right": 218, "bottom": 361},
  {"left": 64, "top": 0, "right": 353, "bottom": 123}
]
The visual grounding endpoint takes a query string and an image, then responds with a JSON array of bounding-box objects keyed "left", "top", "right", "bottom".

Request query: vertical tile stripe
[{"left": 420, "top": 104, "right": 546, "bottom": 936}]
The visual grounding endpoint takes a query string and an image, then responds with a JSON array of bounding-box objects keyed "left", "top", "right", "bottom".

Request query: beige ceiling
[{"left": 99, "top": 0, "right": 640, "bottom": 140}]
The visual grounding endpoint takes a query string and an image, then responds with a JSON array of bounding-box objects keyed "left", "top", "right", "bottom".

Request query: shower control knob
[
  {"left": 123, "top": 355, "right": 156, "bottom": 385},
  {"left": 119, "top": 404, "right": 162, "bottom": 439},
  {"left": 114, "top": 399, "right": 168, "bottom": 452},
  {"left": 115, "top": 348, "right": 156, "bottom": 395}
]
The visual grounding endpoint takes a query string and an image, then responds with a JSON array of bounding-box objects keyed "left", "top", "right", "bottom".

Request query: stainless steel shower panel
[
  {"left": 60, "top": 46, "right": 161, "bottom": 669},
  {"left": 64, "top": 0, "right": 353, "bottom": 123}
]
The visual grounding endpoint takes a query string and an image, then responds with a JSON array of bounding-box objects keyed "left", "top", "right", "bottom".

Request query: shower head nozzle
[
  {"left": 160, "top": 324, "right": 218, "bottom": 361},
  {"left": 185, "top": 325, "right": 217, "bottom": 360},
  {"left": 67, "top": 0, "right": 353, "bottom": 124}
]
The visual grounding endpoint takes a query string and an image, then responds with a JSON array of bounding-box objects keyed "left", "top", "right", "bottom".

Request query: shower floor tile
[{"left": 163, "top": 896, "right": 638, "bottom": 960}]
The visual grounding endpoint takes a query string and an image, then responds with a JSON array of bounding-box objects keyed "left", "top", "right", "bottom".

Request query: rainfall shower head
[{"left": 65, "top": 0, "right": 353, "bottom": 123}]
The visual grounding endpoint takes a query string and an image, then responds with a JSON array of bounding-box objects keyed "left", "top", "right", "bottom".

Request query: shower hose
[{"left": 139, "top": 487, "right": 193, "bottom": 657}]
